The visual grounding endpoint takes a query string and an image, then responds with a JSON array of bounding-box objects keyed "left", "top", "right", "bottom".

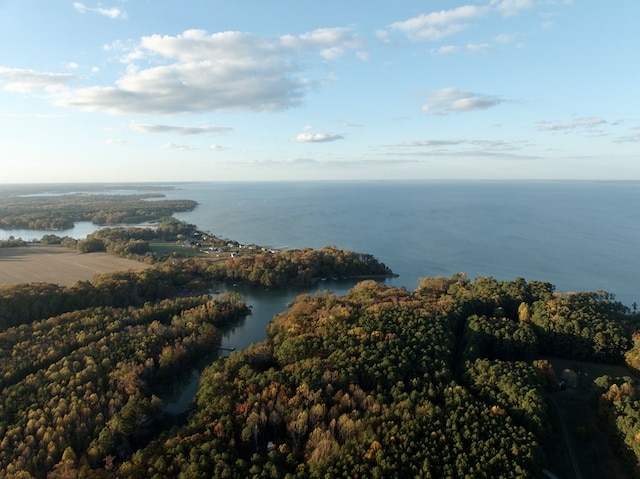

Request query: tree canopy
[
  {"left": 0, "top": 241, "right": 638, "bottom": 477},
  {"left": 0, "top": 193, "right": 197, "bottom": 230}
]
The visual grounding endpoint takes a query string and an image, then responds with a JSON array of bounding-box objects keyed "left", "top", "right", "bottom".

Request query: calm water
[
  {"left": 4, "top": 180, "right": 638, "bottom": 305},
  {"left": 0, "top": 221, "right": 106, "bottom": 241},
  {"left": 3, "top": 180, "right": 639, "bottom": 412},
  {"left": 166, "top": 180, "right": 639, "bottom": 307}
]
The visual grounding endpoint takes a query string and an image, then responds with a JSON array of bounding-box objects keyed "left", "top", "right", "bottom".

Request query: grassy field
[{"left": 0, "top": 244, "right": 152, "bottom": 286}]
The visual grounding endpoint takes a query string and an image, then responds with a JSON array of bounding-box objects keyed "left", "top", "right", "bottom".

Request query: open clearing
[
  {"left": 547, "top": 357, "right": 632, "bottom": 479},
  {"left": 0, "top": 244, "right": 152, "bottom": 286}
]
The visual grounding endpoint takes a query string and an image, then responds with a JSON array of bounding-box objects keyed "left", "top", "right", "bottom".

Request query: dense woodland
[
  {"left": 207, "top": 246, "right": 396, "bottom": 288},
  {"left": 0, "top": 193, "right": 197, "bottom": 230},
  {"left": 1, "top": 199, "right": 640, "bottom": 477},
  {"left": 1, "top": 262, "right": 640, "bottom": 477}
]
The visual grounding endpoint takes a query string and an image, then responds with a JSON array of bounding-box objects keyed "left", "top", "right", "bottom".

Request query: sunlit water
[
  {"left": 166, "top": 180, "right": 640, "bottom": 306},
  {"left": 4, "top": 180, "right": 639, "bottom": 413}
]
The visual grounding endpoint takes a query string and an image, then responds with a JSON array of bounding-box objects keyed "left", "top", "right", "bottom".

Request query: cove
[{"left": 159, "top": 278, "right": 362, "bottom": 415}]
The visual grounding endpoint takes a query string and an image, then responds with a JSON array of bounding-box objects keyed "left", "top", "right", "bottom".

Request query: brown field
[{"left": 0, "top": 244, "right": 152, "bottom": 286}]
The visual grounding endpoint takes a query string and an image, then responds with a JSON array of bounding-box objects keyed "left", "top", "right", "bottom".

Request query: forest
[
  {"left": 1, "top": 260, "right": 640, "bottom": 477},
  {"left": 1, "top": 199, "right": 640, "bottom": 477},
  {"left": 0, "top": 192, "right": 197, "bottom": 230}
]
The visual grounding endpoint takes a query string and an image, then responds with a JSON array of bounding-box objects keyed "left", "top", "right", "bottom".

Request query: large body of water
[
  {"left": 3, "top": 180, "right": 638, "bottom": 306},
  {"left": 163, "top": 181, "right": 639, "bottom": 306},
  {"left": 3, "top": 180, "right": 639, "bottom": 412}
]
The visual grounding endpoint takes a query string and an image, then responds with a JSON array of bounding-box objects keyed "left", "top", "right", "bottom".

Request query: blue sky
[{"left": 1, "top": 0, "right": 638, "bottom": 183}]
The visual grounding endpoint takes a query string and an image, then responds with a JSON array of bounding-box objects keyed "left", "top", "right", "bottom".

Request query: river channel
[
  {"left": 160, "top": 278, "right": 363, "bottom": 415},
  {"left": 0, "top": 223, "right": 367, "bottom": 414}
]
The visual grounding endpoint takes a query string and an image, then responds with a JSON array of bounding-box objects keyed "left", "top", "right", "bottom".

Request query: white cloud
[
  {"left": 387, "top": 5, "right": 487, "bottom": 42},
  {"left": 536, "top": 117, "right": 607, "bottom": 131},
  {"left": 396, "top": 138, "right": 521, "bottom": 151},
  {"left": 131, "top": 123, "right": 232, "bottom": 135},
  {"left": 386, "top": 1, "right": 570, "bottom": 47},
  {"left": 389, "top": 137, "right": 535, "bottom": 160},
  {"left": 105, "top": 138, "right": 126, "bottom": 145},
  {"left": 495, "top": 33, "right": 516, "bottom": 43},
  {"left": 432, "top": 42, "right": 490, "bottom": 55},
  {"left": 0, "top": 67, "right": 75, "bottom": 92},
  {"left": 73, "top": 2, "right": 127, "bottom": 19},
  {"left": 51, "top": 28, "right": 361, "bottom": 115},
  {"left": 431, "top": 45, "right": 461, "bottom": 55},
  {"left": 466, "top": 42, "right": 490, "bottom": 53},
  {"left": 614, "top": 129, "right": 640, "bottom": 143},
  {"left": 422, "top": 88, "right": 504, "bottom": 115},
  {"left": 161, "top": 142, "right": 194, "bottom": 150},
  {"left": 490, "top": 0, "right": 535, "bottom": 17},
  {"left": 375, "top": 30, "right": 390, "bottom": 43},
  {"left": 294, "top": 132, "right": 344, "bottom": 143},
  {"left": 210, "top": 144, "right": 224, "bottom": 151}
]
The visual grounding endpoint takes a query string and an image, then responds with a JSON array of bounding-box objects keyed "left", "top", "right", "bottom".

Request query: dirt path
[
  {"left": 0, "top": 245, "right": 151, "bottom": 286},
  {"left": 549, "top": 395, "right": 582, "bottom": 479}
]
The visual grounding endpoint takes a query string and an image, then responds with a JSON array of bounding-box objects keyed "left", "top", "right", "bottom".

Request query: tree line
[
  {"left": 0, "top": 293, "right": 249, "bottom": 477},
  {"left": 109, "top": 276, "right": 636, "bottom": 478},
  {"left": 207, "top": 245, "right": 396, "bottom": 288},
  {"left": 0, "top": 193, "right": 197, "bottom": 230},
  {"left": 1, "top": 215, "right": 639, "bottom": 477}
]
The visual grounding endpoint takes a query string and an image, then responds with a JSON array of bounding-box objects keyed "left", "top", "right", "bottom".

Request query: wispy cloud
[
  {"left": 73, "top": 2, "right": 127, "bottom": 19},
  {"left": 432, "top": 42, "right": 490, "bottom": 55},
  {"left": 614, "top": 127, "right": 640, "bottom": 143},
  {"left": 246, "top": 157, "right": 419, "bottom": 168},
  {"left": 131, "top": 123, "right": 233, "bottom": 135},
  {"left": 490, "top": 0, "right": 535, "bottom": 17},
  {"left": 0, "top": 67, "right": 75, "bottom": 92},
  {"left": 294, "top": 132, "right": 344, "bottom": 143},
  {"left": 536, "top": 117, "right": 606, "bottom": 131},
  {"left": 389, "top": 137, "right": 536, "bottom": 160},
  {"left": 383, "top": 1, "right": 571, "bottom": 52},
  {"left": 395, "top": 138, "right": 523, "bottom": 151},
  {"left": 422, "top": 88, "right": 504, "bottom": 115},
  {"left": 386, "top": 5, "right": 487, "bottom": 42},
  {"left": 161, "top": 142, "right": 195, "bottom": 150}
]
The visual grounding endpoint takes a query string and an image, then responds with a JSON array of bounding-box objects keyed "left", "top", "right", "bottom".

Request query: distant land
[{"left": 1, "top": 184, "right": 639, "bottom": 478}]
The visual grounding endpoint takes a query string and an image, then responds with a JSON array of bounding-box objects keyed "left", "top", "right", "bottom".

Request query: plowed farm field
[{"left": 0, "top": 245, "right": 152, "bottom": 286}]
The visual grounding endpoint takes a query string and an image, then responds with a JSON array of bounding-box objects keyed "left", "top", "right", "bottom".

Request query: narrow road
[{"left": 548, "top": 394, "right": 582, "bottom": 479}]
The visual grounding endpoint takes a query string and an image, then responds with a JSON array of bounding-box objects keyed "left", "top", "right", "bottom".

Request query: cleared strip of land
[{"left": 0, "top": 245, "right": 152, "bottom": 286}]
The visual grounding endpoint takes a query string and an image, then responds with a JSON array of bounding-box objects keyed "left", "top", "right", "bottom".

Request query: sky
[{"left": 0, "top": 0, "right": 639, "bottom": 183}]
